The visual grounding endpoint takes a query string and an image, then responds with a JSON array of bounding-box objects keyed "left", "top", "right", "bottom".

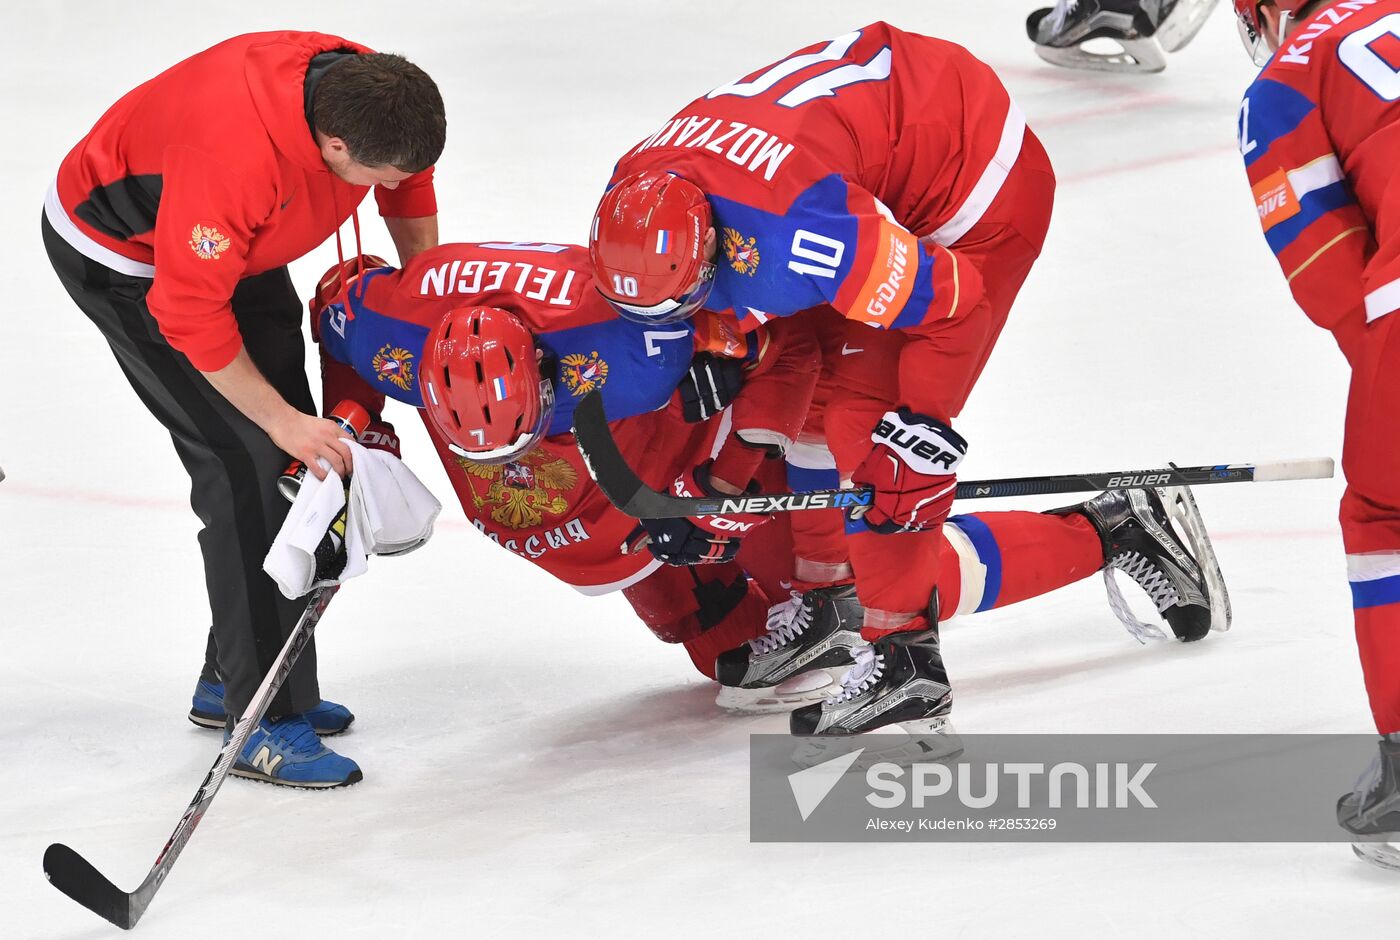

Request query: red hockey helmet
[
  {"left": 420, "top": 306, "right": 555, "bottom": 464},
  {"left": 1233, "top": 1, "right": 1310, "bottom": 65},
  {"left": 589, "top": 171, "right": 716, "bottom": 324}
]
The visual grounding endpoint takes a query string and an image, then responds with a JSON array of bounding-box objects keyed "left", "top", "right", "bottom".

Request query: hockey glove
[
  {"left": 358, "top": 418, "right": 401, "bottom": 459},
  {"left": 678, "top": 353, "right": 745, "bottom": 422},
  {"left": 852, "top": 408, "right": 967, "bottom": 534},
  {"left": 639, "top": 461, "right": 770, "bottom": 565}
]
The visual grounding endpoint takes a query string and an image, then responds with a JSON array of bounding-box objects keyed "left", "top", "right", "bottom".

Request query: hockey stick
[
  {"left": 44, "top": 403, "right": 371, "bottom": 928},
  {"left": 570, "top": 390, "right": 1335, "bottom": 519},
  {"left": 43, "top": 583, "right": 338, "bottom": 929}
]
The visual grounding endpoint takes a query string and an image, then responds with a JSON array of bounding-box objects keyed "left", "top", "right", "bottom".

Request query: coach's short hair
[{"left": 313, "top": 53, "right": 446, "bottom": 173}]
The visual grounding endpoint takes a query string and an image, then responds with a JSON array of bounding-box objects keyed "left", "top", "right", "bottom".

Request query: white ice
[{"left": 3, "top": 1, "right": 1399, "bottom": 937}]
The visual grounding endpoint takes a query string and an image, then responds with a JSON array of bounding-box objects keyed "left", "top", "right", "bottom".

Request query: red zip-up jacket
[{"left": 52, "top": 31, "right": 438, "bottom": 371}]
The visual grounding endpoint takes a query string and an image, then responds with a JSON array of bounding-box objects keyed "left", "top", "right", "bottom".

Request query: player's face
[{"left": 319, "top": 137, "right": 415, "bottom": 188}]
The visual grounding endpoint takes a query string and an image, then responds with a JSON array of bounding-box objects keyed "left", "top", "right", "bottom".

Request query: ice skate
[
  {"left": 1070, "top": 484, "right": 1230, "bottom": 642},
  {"left": 1338, "top": 735, "right": 1400, "bottom": 872},
  {"left": 1027, "top": 0, "right": 1219, "bottom": 73},
  {"left": 715, "top": 585, "right": 864, "bottom": 714},
  {"left": 788, "top": 620, "right": 961, "bottom": 767}
]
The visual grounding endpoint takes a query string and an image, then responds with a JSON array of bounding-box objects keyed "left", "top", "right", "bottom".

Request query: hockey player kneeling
[
  {"left": 587, "top": 24, "right": 1229, "bottom": 752},
  {"left": 310, "top": 243, "right": 821, "bottom": 684}
]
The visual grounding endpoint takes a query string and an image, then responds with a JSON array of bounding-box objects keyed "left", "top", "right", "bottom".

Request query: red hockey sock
[
  {"left": 940, "top": 510, "right": 1104, "bottom": 617},
  {"left": 682, "top": 584, "right": 770, "bottom": 680},
  {"left": 1354, "top": 605, "right": 1400, "bottom": 734}
]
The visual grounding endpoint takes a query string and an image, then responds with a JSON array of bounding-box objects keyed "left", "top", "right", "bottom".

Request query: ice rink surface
[{"left": 3, "top": 1, "right": 1398, "bottom": 936}]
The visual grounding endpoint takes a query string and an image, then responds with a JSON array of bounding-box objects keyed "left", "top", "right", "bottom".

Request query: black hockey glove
[
  {"left": 635, "top": 462, "right": 769, "bottom": 565},
  {"left": 678, "top": 353, "right": 745, "bottom": 422}
]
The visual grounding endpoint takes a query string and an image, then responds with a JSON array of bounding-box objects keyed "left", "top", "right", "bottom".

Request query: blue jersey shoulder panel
[
  {"left": 320, "top": 269, "right": 433, "bottom": 408},
  {"left": 706, "top": 174, "right": 860, "bottom": 321},
  {"left": 538, "top": 317, "right": 695, "bottom": 435}
]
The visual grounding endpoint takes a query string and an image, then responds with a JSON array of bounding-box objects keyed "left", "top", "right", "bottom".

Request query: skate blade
[
  {"left": 1156, "top": 0, "right": 1220, "bottom": 53},
  {"left": 716, "top": 669, "right": 841, "bottom": 714},
  {"left": 1160, "top": 477, "right": 1233, "bottom": 633},
  {"left": 1352, "top": 834, "right": 1400, "bottom": 872},
  {"left": 1033, "top": 37, "right": 1167, "bottom": 74},
  {"left": 790, "top": 717, "right": 961, "bottom": 771}
]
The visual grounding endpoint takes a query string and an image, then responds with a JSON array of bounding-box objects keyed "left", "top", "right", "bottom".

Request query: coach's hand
[
  {"left": 852, "top": 408, "right": 966, "bottom": 534},
  {"left": 272, "top": 410, "right": 356, "bottom": 481}
]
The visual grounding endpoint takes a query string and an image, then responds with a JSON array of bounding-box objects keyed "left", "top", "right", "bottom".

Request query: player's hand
[
  {"left": 271, "top": 410, "right": 356, "bottom": 481},
  {"left": 851, "top": 408, "right": 967, "bottom": 534},
  {"left": 639, "top": 462, "right": 769, "bottom": 565},
  {"left": 678, "top": 353, "right": 745, "bottom": 422}
]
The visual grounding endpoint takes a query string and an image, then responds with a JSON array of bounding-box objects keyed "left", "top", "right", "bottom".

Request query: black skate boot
[
  {"left": 789, "top": 619, "right": 953, "bottom": 739},
  {"left": 1026, "top": 0, "right": 1219, "bottom": 73},
  {"left": 715, "top": 585, "right": 865, "bottom": 714},
  {"left": 1066, "top": 485, "right": 1230, "bottom": 642},
  {"left": 1338, "top": 735, "right": 1400, "bottom": 871}
]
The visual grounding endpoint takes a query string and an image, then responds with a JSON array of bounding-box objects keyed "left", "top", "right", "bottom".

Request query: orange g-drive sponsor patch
[
  {"left": 846, "top": 220, "right": 919, "bottom": 329},
  {"left": 1253, "top": 169, "right": 1301, "bottom": 231}
]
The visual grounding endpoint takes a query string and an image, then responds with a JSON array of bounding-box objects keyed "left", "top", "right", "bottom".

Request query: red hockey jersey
[
  {"left": 315, "top": 242, "right": 818, "bottom": 593},
  {"left": 1239, "top": 1, "right": 1400, "bottom": 330},
  {"left": 49, "top": 31, "right": 437, "bottom": 371},
  {"left": 608, "top": 22, "right": 1027, "bottom": 339}
]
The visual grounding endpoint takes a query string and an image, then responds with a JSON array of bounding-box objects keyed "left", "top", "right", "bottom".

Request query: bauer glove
[{"left": 851, "top": 408, "right": 967, "bottom": 534}]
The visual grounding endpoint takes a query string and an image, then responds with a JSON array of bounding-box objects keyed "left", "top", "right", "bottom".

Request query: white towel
[{"left": 263, "top": 440, "right": 442, "bottom": 598}]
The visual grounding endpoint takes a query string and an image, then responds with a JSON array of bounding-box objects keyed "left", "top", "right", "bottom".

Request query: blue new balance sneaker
[
  {"left": 229, "top": 715, "right": 363, "bottom": 789},
  {"left": 189, "top": 679, "right": 354, "bottom": 735}
]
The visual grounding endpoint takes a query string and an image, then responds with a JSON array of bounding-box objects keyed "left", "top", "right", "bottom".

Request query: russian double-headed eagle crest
[
  {"left": 560, "top": 351, "right": 609, "bottom": 397},
  {"left": 722, "top": 227, "right": 760, "bottom": 275},
  {"left": 371, "top": 344, "right": 415, "bottom": 392},
  {"left": 457, "top": 451, "right": 579, "bottom": 530},
  {"left": 189, "top": 224, "right": 230, "bottom": 261}
]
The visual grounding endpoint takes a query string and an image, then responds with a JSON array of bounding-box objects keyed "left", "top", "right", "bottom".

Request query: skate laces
[
  {"left": 749, "top": 591, "right": 813, "bottom": 655},
  {"left": 1103, "top": 552, "right": 1176, "bottom": 644},
  {"left": 827, "top": 644, "right": 883, "bottom": 705},
  {"left": 1351, "top": 752, "right": 1385, "bottom": 805},
  {"left": 1048, "top": 0, "right": 1079, "bottom": 32}
]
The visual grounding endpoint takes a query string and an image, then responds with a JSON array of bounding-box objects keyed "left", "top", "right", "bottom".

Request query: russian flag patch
[
  {"left": 492, "top": 377, "right": 508, "bottom": 401},
  {"left": 655, "top": 230, "right": 671, "bottom": 254}
]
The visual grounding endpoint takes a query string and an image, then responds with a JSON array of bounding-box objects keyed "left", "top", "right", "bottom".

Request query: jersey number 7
[{"left": 705, "top": 29, "right": 891, "bottom": 108}]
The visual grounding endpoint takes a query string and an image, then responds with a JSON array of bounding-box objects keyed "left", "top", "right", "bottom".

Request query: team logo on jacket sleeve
[
  {"left": 560, "top": 352, "right": 609, "bottom": 396},
  {"left": 371, "top": 345, "right": 416, "bottom": 392},
  {"left": 457, "top": 452, "right": 579, "bottom": 530},
  {"left": 189, "top": 224, "right": 231, "bottom": 260},
  {"left": 722, "top": 227, "right": 761, "bottom": 275}
]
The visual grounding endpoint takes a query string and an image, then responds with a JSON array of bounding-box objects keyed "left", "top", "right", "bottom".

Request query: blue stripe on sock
[
  {"left": 947, "top": 514, "right": 1002, "bottom": 612},
  {"left": 1351, "top": 574, "right": 1400, "bottom": 609},
  {"left": 786, "top": 463, "right": 867, "bottom": 534},
  {"left": 785, "top": 464, "right": 839, "bottom": 491}
]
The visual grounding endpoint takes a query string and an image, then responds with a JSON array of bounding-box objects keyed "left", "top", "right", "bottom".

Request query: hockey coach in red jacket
[{"left": 41, "top": 31, "right": 446, "bottom": 788}]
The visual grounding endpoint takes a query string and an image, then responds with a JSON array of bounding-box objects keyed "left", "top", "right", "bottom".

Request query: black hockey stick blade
[
  {"left": 44, "top": 843, "right": 135, "bottom": 929},
  {"left": 572, "top": 390, "right": 873, "bottom": 517},
  {"left": 572, "top": 390, "right": 1334, "bottom": 519}
]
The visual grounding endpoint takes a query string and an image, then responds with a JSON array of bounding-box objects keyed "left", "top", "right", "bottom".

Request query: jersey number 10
[{"left": 705, "top": 29, "right": 891, "bottom": 108}]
